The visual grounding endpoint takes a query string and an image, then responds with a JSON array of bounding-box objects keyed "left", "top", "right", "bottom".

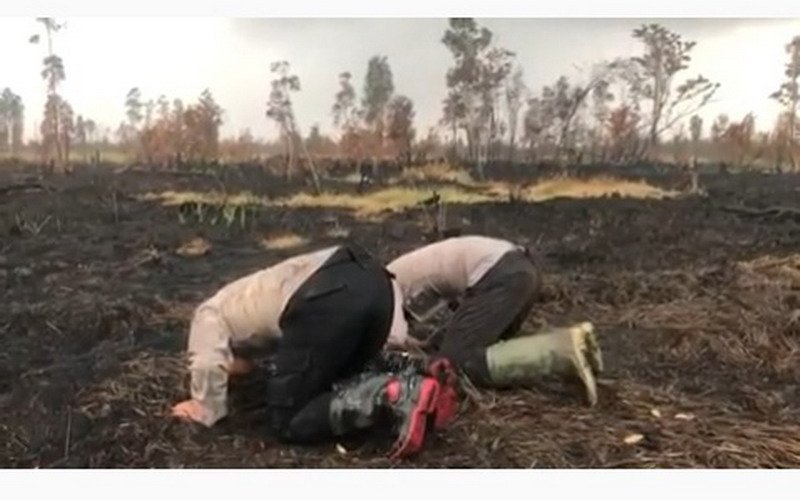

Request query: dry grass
[
  {"left": 272, "top": 186, "right": 493, "bottom": 215},
  {"left": 325, "top": 226, "right": 351, "bottom": 239},
  {"left": 393, "top": 162, "right": 476, "bottom": 186},
  {"left": 738, "top": 254, "right": 800, "bottom": 287},
  {"left": 138, "top": 190, "right": 269, "bottom": 207},
  {"left": 430, "top": 379, "right": 800, "bottom": 468},
  {"left": 290, "top": 175, "right": 676, "bottom": 215},
  {"left": 502, "top": 176, "right": 681, "bottom": 202},
  {"left": 260, "top": 233, "right": 310, "bottom": 250},
  {"left": 139, "top": 176, "right": 679, "bottom": 222},
  {"left": 139, "top": 185, "right": 488, "bottom": 217},
  {"left": 548, "top": 252, "right": 800, "bottom": 373}
]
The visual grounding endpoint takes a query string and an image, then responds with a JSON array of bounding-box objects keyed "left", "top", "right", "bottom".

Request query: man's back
[
  {"left": 387, "top": 235, "right": 517, "bottom": 304},
  {"left": 204, "top": 246, "right": 339, "bottom": 342}
]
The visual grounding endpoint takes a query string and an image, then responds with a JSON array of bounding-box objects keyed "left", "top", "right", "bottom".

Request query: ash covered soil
[{"left": 2, "top": 163, "right": 800, "bottom": 468}]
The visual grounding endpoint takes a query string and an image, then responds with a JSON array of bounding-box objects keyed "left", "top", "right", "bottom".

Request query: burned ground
[{"left": 1, "top": 163, "right": 800, "bottom": 468}]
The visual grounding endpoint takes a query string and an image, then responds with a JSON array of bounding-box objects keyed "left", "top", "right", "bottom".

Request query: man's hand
[
  {"left": 226, "top": 357, "right": 254, "bottom": 377},
  {"left": 171, "top": 399, "right": 215, "bottom": 426}
]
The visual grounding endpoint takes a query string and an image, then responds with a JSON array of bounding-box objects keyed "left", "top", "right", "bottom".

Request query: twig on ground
[
  {"left": 721, "top": 204, "right": 800, "bottom": 221},
  {"left": 64, "top": 407, "right": 72, "bottom": 460},
  {"left": 0, "top": 182, "right": 46, "bottom": 195}
]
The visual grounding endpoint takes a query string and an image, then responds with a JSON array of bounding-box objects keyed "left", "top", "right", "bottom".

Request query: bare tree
[
  {"left": 689, "top": 115, "right": 703, "bottom": 165},
  {"left": 267, "top": 61, "right": 300, "bottom": 178},
  {"left": 84, "top": 118, "right": 97, "bottom": 162},
  {"left": 74, "top": 115, "right": 87, "bottom": 160},
  {"left": 60, "top": 101, "right": 74, "bottom": 163},
  {"left": 332, "top": 71, "right": 364, "bottom": 161},
  {"left": 197, "top": 89, "right": 223, "bottom": 160},
  {"left": 0, "top": 89, "right": 24, "bottom": 155},
  {"left": 123, "top": 87, "right": 145, "bottom": 159},
  {"left": 721, "top": 113, "right": 757, "bottom": 168},
  {"left": 588, "top": 78, "right": 614, "bottom": 163},
  {"left": 386, "top": 95, "right": 416, "bottom": 164},
  {"left": 30, "top": 17, "right": 68, "bottom": 167},
  {"left": 362, "top": 56, "right": 395, "bottom": 174},
  {"left": 710, "top": 114, "right": 729, "bottom": 143},
  {"left": 605, "top": 105, "right": 641, "bottom": 164},
  {"left": 687, "top": 114, "right": 704, "bottom": 192},
  {"left": 440, "top": 91, "right": 466, "bottom": 157},
  {"left": 627, "top": 24, "right": 720, "bottom": 154},
  {"left": 504, "top": 67, "right": 527, "bottom": 162},
  {"left": 442, "top": 18, "right": 491, "bottom": 161},
  {"left": 84, "top": 119, "right": 96, "bottom": 142},
  {"left": 477, "top": 47, "right": 515, "bottom": 171},
  {"left": 362, "top": 57, "right": 394, "bottom": 132},
  {"left": 41, "top": 95, "right": 71, "bottom": 165},
  {"left": 171, "top": 99, "right": 185, "bottom": 162},
  {"left": 522, "top": 97, "right": 552, "bottom": 163},
  {"left": 266, "top": 61, "right": 320, "bottom": 193},
  {"left": 772, "top": 111, "right": 794, "bottom": 171},
  {"left": 125, "top": 87, "right": 144, "bottom": 128},
  {"left": 540, "top": 74, "right": 609, "bottom": 165},
  {"left": 441, "top": 18, "right": 515, "bottom": 171},
  {"left": 332, "top": 71, "right": 360, "bottom": 131},
  {"left": 770, "top": 36, "right": 800, "bottom": 171}
]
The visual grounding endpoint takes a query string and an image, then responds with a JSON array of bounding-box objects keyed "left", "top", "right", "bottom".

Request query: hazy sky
[{"left": 3, "top": 17, "right": 800, "bottom": 142}]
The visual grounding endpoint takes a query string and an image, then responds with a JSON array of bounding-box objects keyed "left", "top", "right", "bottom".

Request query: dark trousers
[
  {"left": 266, "top": 245, "right": 394, "bottom": 443},
  {"left": 437, "top": 250, "right": 540, "bottom": 386}
]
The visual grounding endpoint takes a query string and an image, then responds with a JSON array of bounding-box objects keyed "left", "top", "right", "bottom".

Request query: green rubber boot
[{"left": 485, "top": 322, "right": 603, "bottom": 406}]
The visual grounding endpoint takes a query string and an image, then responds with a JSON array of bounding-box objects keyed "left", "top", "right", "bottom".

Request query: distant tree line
[{"left": 8, "top": 17, "right": 800, "bottom": 173}]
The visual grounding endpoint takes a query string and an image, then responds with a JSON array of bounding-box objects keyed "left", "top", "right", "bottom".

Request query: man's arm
[
  {"left": 173, "top": 364, "right": 230, "bottom": 427},
  {"left": 405, "top": 288, "right": 452, "bottom": 324},
  {"left": 172, "top": 305, "right": 234, "bottom": 427}
]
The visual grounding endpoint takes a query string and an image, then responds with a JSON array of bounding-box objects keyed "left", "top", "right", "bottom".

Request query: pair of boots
[
  {"left": 328, "top": 359, "right": 458, "bottom": 459},
  {"left": 326, "top": 322, "right": 602, "bottom": 459},
  {"left": 485, "top": 322, "right": 603, "bottom": 406}
]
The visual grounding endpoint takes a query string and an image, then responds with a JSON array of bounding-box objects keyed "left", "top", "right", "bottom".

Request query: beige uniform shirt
[
  {"left": 385, "top": 236, "right": 519, "bottom": 347},
  {"left": 186, "top": 246, "right": 409, "bottom": 427}
]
